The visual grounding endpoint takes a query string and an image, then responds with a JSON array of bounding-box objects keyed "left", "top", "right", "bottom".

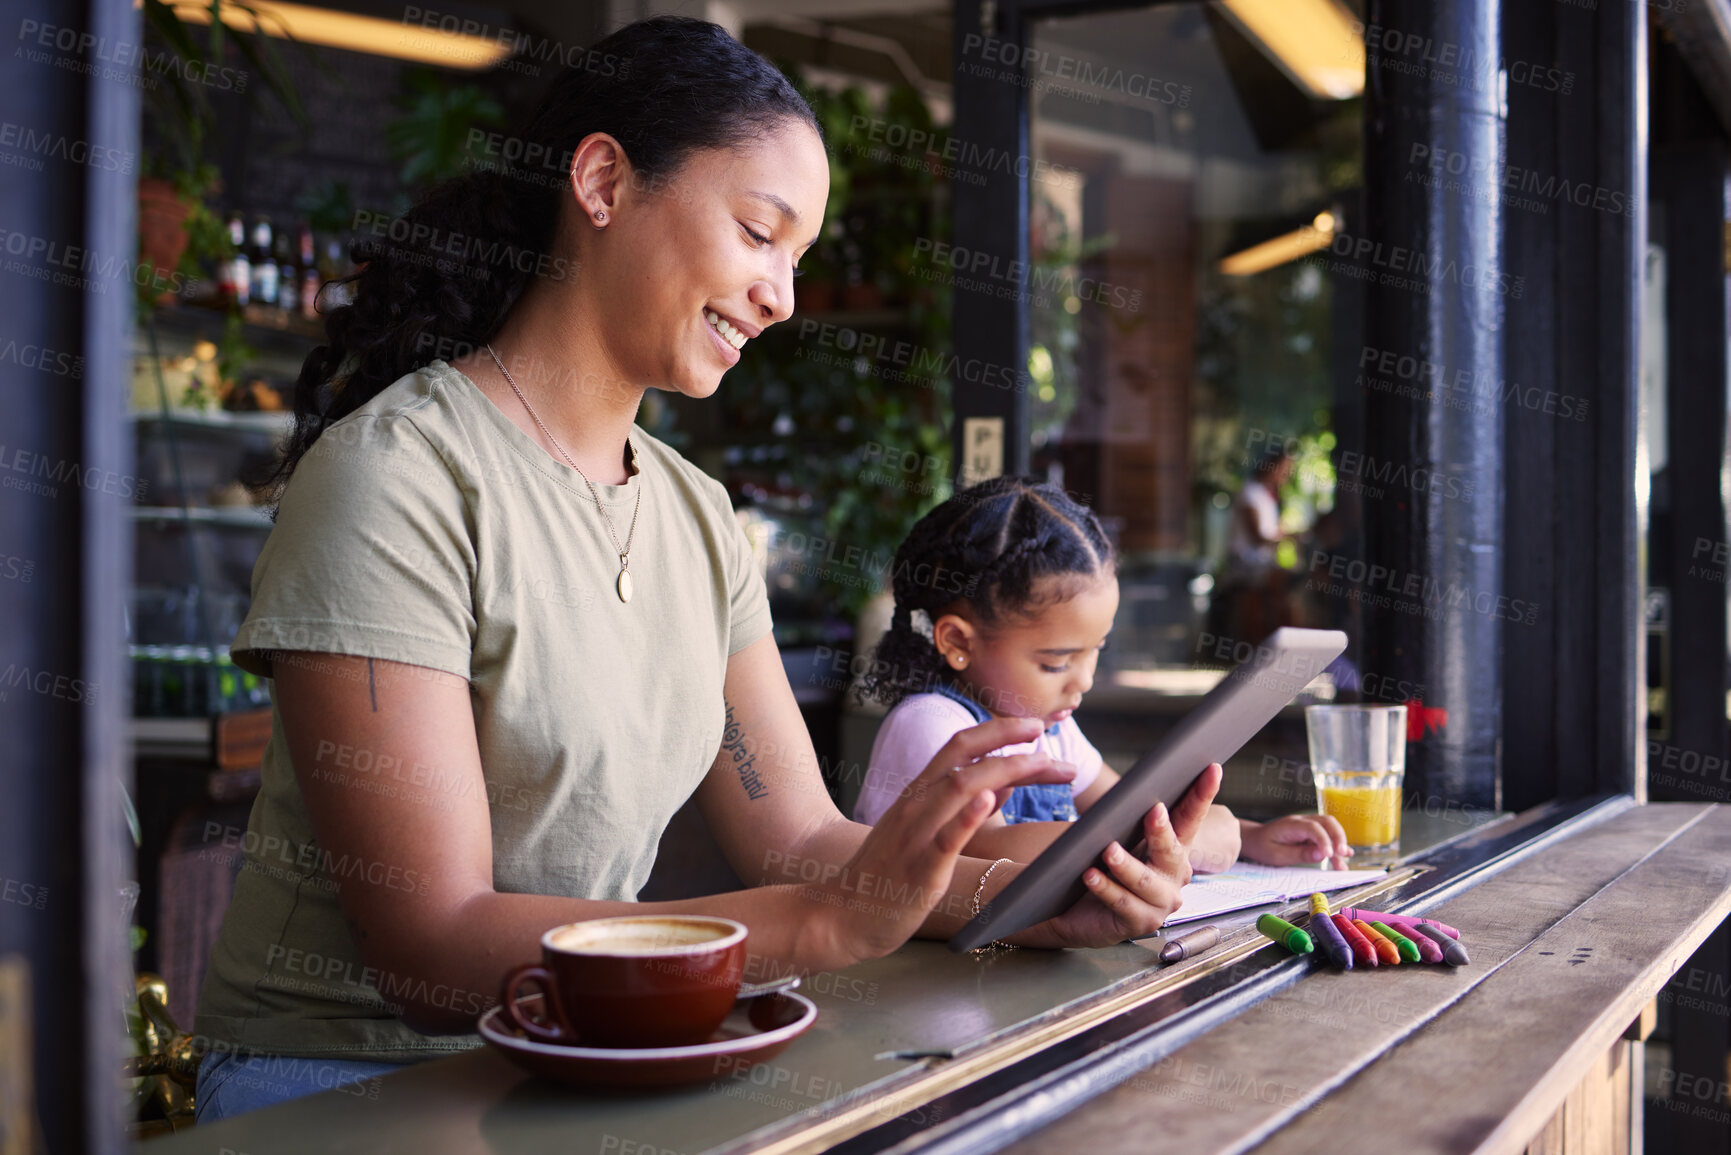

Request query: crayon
[
  {"left": 1409, "top": 921, "right": 1470, "bottom": 966},
  {"left": 1331, "top": 914, "right": 1377, "bottom": 967},
  {"left": 1354, "top": 919, "right": 1402, "bottom": 965},
  {"left": 1309, "top": 892, "right": 1331, "bottom": 917},
  {"left": 1396, "top": 923, "right": 1444, "bottom": 964},
  {"left": 1338, "top": 908, "right": 1461, "bottom": 940},
  {"left": 1256, "top": 913, "right": 1314, "bottom": 955},
  {"left": 1306, "top": 911, "right": 1353, "bottom": 969},
  {"left": 1372, "top": 921, "right": 1422, "bottom": 963},
  {"left": 1158, "top": 925, "right": 1222, "bottom": 963}
]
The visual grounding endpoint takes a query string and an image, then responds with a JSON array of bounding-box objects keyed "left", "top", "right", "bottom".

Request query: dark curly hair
[
  {"left": 260, "top": 16, "right": 820, "bottom": 493},
  {"left": 858, "top": 476, "right": 1117, "bottom": 707}
]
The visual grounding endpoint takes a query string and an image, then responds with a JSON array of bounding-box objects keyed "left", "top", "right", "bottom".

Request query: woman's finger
[
  {"left": 1082, "top": 856, "right": 1181, "bottom": 937},
  {"left": 930, "top": 787, "right": 997, "bottom": 859},
  {"left": 896, "top": 751, "right": 1075, "bottom": 851},
  {"left": 914, "top": 716, "right": 1047, "bottom": 787},
  {"left": 1167, "top": 763, "right": 1223, "bottom": 845},
  {"left": 1137, "top": 807, "right": 1194, "bottom": 889}
]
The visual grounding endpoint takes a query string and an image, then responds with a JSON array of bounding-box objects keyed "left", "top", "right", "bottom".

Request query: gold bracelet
[
  {"left": 971, "top": 858, "right": 1012, "bottom": 918},
  {"left": 968, "top": 858, "right": 1017, "bottom": 955}
]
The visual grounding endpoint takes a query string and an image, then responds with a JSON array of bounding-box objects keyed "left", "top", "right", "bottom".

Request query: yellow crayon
[{"left": 1309, "top": 892, "right": 1331, "bottom": 917}]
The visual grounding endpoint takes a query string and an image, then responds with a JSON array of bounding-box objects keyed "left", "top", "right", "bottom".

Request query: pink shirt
[{"left": 853, "top": 692, "right": 1105, "bottom": 825}]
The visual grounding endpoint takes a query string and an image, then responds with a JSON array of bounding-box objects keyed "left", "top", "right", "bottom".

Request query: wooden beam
[
  {"left": 1258, "top": 805, "right": 1731, "bottom": 1154},
  {"left": 1000, "top": 804, "right": 1718, "bottom": 1155}
]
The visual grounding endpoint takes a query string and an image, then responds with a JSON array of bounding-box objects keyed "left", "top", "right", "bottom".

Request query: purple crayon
[
  {"left": 1306, "top": 911, "right": 1354, "bottom": 970},
  {"left": 1409, "top": 921, "right": 1470, "bottom": 966},
  {"left": 1337, "top": 908, "right": 1461, "bottom": 940}
]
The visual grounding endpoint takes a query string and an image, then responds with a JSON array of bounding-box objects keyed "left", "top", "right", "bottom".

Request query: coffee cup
[{"left": 500, "top": 915, "right": 747, "bottom": 1048}]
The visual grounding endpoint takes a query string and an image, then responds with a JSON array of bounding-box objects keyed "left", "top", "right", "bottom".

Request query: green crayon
[
  {"left": 1372, "top": 921, "right": 1422, "bottom": 963},
  {"left": 1256, "top": 913, "right": 1314, "bottom": 955}
]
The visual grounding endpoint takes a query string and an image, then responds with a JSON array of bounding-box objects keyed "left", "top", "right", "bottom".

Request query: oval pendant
[{"left": 617, "top": 568, "right": 633, "bottom": 604}]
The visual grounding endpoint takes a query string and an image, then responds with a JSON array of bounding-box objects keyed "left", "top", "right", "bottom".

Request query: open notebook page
[{"left": 1163, "top": 863, "right": 1389, "bottom": 926}]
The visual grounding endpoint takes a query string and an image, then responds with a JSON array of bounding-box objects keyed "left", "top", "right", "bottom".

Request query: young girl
[{"left": 854, "top": 476, "right": 1352, "bottom": 873}]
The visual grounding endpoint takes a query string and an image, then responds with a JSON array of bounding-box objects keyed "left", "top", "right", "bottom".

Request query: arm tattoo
[
  {"left": 367, "top": 659, "right": 378, "bottom": 713},
  {"left": 722, "top": 701, "right": 769, "bottom": 801}
]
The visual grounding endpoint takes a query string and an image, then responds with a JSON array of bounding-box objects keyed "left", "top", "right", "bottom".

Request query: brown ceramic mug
[{"left": 500, "top": 915, "right": 747, "bottom": 1048}]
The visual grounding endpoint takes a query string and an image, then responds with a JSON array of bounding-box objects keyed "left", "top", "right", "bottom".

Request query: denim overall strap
[{"left": 925, "top": 684, "right": 1077, "bottom": 824}]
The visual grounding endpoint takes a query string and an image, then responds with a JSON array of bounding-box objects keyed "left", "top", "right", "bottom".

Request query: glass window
[{"left": 1025, "top": 1, "right": 1366, "bottom": 815}]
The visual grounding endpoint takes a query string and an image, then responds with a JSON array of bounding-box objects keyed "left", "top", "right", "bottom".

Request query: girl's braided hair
[{"left": 859, "top": 476, "right": 1116, "bottom": 707}]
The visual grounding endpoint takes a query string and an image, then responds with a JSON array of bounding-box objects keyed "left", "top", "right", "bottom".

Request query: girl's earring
[{"left": 952, "top": 655, "right": 966, "bottom": 669}]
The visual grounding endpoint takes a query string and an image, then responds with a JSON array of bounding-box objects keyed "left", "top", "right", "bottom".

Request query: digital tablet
[{"left": 947, "top": 627, "right": 1348, "bottom": 952}]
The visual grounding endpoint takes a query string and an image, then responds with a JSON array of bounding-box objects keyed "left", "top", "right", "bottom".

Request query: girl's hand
[
  {"left": 818, "top": 716, "right": 1076, "bottom": 963},
  {"left": 1186, "top": 791, "right": 1241, "bottom": 874},
  {"left": 1240, "top": 814, "right": 1353, "bottom": 870},
  {"left": 1011, "top": 763, "right": 1223, "bottom": 948}
]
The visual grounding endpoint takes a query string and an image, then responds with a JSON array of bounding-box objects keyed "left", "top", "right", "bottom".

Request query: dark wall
[
  {"left": 1500, "top": 0, "right": 1646, "bottom": 810},
  {"left": 0, "top": 0, "right": 139, "bottom": 1148}
]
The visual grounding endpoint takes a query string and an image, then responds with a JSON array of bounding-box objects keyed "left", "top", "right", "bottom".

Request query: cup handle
[{"left": 500, "top": 964, "right": 573, "bottom": 1044}]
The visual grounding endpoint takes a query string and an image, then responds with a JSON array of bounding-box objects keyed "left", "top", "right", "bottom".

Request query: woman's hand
[
  {"left": 1240, "top": 813, "right": 1353, "bottom": 869},
  {"left": 1010, "top": 763, "right": 1223, "bottom": 948},
  {"left": 1187, "top": 791, "right": 1241, "bottom": 874},
  {"left": 811, "top": 715, "right": 1075, "bottom": 964}
]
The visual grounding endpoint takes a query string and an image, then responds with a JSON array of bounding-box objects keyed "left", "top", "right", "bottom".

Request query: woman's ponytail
[
  {"left": 257, "top": 16, "right": 820, "bottom": 497},
  {"left": 262, "top": 167, "right": 552, "bottom": 497}
]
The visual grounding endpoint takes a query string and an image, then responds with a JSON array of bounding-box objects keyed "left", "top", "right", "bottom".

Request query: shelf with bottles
[
  {"left": 131, "top": 505, "right": 275, "bottom": 529},
  {"left": 131, "top": 407, "right": 294, "bottom": 436},
  {"left": 205, "top": 210, "right": 349, "bottom": 340},
  {"left": 788, "top": 307, "right": 912, "bottom": 330},
  {"left": 129, "top": 645, "right": 271, "bottom": 718}
]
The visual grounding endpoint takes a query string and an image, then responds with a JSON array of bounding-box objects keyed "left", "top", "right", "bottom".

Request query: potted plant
[{"left": 135, "top": 0, "right": 310, "bottom": 309}]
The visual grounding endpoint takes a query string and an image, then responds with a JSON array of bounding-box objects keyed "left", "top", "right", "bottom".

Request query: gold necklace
[{"left": 486, "top": 344, "right": 642, "bottom": 603}]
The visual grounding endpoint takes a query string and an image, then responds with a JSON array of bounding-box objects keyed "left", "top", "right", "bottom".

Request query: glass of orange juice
[{"left": 1305, "top": 705, "right": 1407, "bottom": 863}]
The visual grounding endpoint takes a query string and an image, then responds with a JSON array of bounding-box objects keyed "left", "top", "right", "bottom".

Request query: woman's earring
[{"left": 593, "top": 210, "right": 607, "bottom": 224}]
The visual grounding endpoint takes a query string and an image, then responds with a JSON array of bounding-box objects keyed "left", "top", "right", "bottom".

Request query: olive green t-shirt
[{"left": 194, "top": 360, "right": 771, "bottom": 1061}]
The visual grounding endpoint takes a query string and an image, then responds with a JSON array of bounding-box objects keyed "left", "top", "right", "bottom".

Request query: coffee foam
[{"left": 549, "top": 917, "right": 741, "bottom": 957}]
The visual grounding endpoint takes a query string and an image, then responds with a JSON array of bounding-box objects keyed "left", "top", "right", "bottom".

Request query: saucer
[{"left": 478, "top": 990, "right": 818, "bottom": 1089}]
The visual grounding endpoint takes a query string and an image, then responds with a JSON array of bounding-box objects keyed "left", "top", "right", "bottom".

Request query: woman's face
[{"left": 592, "top": 121, "right": 829, "bottom": 399}]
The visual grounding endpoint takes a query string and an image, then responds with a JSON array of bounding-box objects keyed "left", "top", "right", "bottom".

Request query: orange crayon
[{"left": 1355, "top": 919, "right": 1402, "bottom": 966}]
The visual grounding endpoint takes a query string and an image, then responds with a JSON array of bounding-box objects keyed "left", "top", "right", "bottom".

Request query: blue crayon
[
  {"left": 1306, "top": 910, "right": 1354, "bottom": 970},
  {"left": 1409, "top": 921, "right": 1470, "bottom": 966}
]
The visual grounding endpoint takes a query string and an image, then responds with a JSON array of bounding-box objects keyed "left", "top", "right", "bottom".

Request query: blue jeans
[{"left": 194, "top": 1049, "right": 406, "bottom": 1122}]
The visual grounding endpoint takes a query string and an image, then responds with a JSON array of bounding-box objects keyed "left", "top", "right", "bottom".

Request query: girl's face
[
  {"left": 936, "top": 572, "right": 1120, "bottom": 727},
  {"left": 588, "top": 122, "right": 830, "bottom": 399}
]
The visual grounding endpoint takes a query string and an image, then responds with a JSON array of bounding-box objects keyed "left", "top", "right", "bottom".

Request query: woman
[{"left": 192, "top": 17, "right": 1218, "bottom": 1121}]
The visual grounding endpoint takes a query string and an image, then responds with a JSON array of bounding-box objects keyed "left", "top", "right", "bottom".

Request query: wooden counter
[{"left": 139, "top": 801, "right": 1731, "bottom": 1155}]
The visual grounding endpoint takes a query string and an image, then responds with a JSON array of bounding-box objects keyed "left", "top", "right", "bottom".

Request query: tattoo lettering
[
  {"left": 367, "top": 659, "right": 379, "bottom": 712},
  {"left": 722, "top": 701, "right": 769, "bottom": 801}
]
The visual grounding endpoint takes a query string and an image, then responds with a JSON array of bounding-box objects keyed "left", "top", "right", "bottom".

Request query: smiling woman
[{"left": 189, "top": 16, "right": 1216, "bottom": 1124}]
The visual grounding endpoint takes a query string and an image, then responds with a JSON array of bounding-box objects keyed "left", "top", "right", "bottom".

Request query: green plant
[
  {"left": 140, "top": 0, "right": 311, "bottom": 181},
  {"left": 295, "top": 178, "right": 356, "bottom": 238},
  {"left": 135, "top": 162, "right": 231, "bottom": 317},
  {"left": 386, "top": 69, "right": 505, "bottom": 194},
  {"left": 716, "top": 75, "right": 955, "bottom": 633}
]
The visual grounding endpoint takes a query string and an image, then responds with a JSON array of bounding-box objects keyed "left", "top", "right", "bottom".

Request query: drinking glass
[{"left": 1305, "top": 704, "right": 1407, "bottom": 863}]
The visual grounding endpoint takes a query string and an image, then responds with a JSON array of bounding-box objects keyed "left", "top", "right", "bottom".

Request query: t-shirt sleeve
[
  {"left": 230, "top": 415, "right": 477, "bottom": 680},
  {"left": 1059, "top": 718, "right": 1106, "bottom": 797},
  {"left": 853, "top": 696, "right": 977, "bottom": 825},
  {"left": 723, "top": 507, "right": 772, "bottom": 656}
]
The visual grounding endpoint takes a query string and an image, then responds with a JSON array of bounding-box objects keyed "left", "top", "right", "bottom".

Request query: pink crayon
[
  {"left": 1402, "top": 927, "right": 1444, "bottom": 963},
  {"left": 1337, "top": 908, "right": 1460, "bottom": 940}
]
